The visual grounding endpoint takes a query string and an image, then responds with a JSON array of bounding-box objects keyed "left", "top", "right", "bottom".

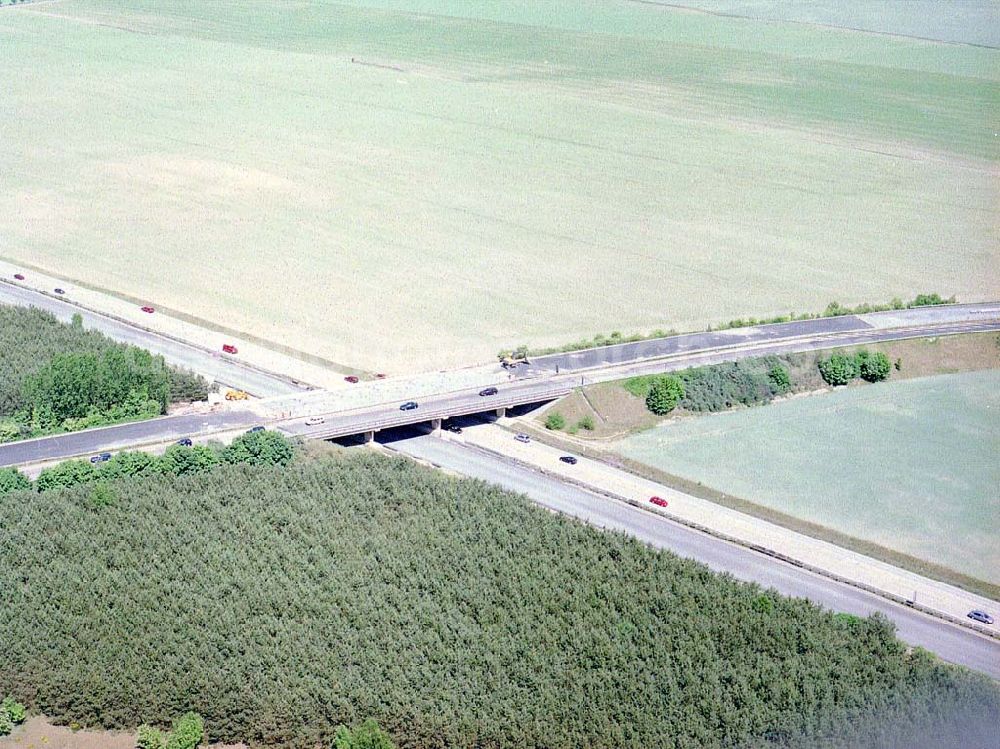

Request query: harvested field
[
  {"left": 613, "top": 370, "right": 1000, "bottom": 584},
  {"left": 0, "top": 1, "right": 997, "bottom": 371}
]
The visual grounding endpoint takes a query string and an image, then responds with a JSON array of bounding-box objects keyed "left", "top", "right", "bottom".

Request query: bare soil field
[
  {"left": 1, "top": 1, "right": 996, "bottom": 372},
  {"left": 0, "top": 717, "right": 244, "bottom": 749}
]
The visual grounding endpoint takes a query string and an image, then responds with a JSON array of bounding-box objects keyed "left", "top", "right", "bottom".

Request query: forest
[
  {"left": 0, "top": 452, "right": 996, "bottom": 748},
  {"left": 0, "top": 306, "right": 207, "bottom": 441}
]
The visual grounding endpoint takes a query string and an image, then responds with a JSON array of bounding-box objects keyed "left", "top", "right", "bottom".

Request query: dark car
[
  {"left": 344, "top": 375, "right": 360, "bottom": 384},
  {"left": 399, "top": 401, "right": 419, "bottom": 411},
  {"left": 375, "top": 373, "right": 387, "bottom": 379},
  {"left": 559, "top": 456, "right": 578, "bottom": 465},
  {"left": 222, "top": 344, "right": 238, "bottom": 354},
  {"left": 53, "top": 288, "right": 65, "bottom": 295},
  {"left": 141, "top": 305, "right": 155, "bottom": 314},
  {"left": 13, "top": 273, "right": 24, "bottom": 280},
  {"left": 649, "top": 496, "right": 668, "bottom": 508},
  {"left": 478, "top": 387, "right": 499, "bottom": 397},
  {"left": 446, "top": 423, "right": 463, "bottom": 434},
  {"left": 968, "top": 610, "right": 994, "bottom": 625},
  {"left": 90, "top": 452, "right": 112, "bottom": 464},
  {"left": 176, "top": 438, "right": 193, "bottom": 447},
  {"left": 247, "top": 425, "right": 265, "bottom": 434}
]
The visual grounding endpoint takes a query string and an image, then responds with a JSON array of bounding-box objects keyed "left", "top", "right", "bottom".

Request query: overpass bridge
[{"left": 280, "top": 380, "right": 574, "bottom": 441}]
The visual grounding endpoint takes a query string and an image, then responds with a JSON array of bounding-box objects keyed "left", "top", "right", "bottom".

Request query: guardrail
[{"left": 291, "top": 383, "right": 574, "bottom": 440}]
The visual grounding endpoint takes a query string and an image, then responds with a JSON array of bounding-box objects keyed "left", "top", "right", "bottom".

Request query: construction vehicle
[{"left": 225, "top": 389, "right": 250, "bottom": 401}]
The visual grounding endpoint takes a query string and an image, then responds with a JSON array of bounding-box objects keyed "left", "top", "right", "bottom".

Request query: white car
[
  {"left": 514, "top": 433, "right": 530, "bottom": 444},
  {"left": 305, "top": 415, "right": 325, "bottom": 426}
]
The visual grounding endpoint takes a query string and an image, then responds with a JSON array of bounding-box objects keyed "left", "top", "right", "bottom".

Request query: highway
[
  {"left": 517, "top": 303, "right": 1000, "bottom": 375},
  {"left": 389, "top": 433, "right": 1000, "bottom": 679},
  {"left": 0, "top": 282, "right": 307, "bottom": 396},
  {"left": 0, "top": 410, "right": 259, "bottom": 467}
]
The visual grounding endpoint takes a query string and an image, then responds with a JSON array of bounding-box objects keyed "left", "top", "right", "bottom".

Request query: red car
[
  {"left": 222, "top": 344, "right": 238, "bottom": 355},
  {"left": 344, "top": 375, "right": 359, "bottom": 384},
  {"left": 649, "top": 496, "right": 668, "bottom": 508},
  {"left": 13, "top": 273, "right": 24, "bottom": 280},
  {"left": 140, "top": 305, "right": 155, "bottom": 314}
]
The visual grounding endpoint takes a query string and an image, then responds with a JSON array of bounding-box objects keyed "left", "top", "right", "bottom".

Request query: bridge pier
[
  {"left": 362, "top": 430, "right": 375, "bottom": 444},
  {"left": 429, "top": 418, "right": 442, "bottom": 435},
  {"left": 495, "top": 407, "right": 507, "bottom": 420}
]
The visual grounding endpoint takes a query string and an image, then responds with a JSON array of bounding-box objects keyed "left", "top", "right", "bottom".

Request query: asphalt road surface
[
  {"left": 388, "top": 433, "right": 1000, "bottom": 680},
  {"left": 0, "top": 410, "right": 260, "bottom": 467},
  {"left": 0, "top": 282, "right": 306, "bottom": 396},
  {"left": 519, "top": 303, "right": 1000, "bottom": 375}
]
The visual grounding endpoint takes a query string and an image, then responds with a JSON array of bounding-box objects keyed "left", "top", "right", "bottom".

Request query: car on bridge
[
  {"left": 559, "top": 456, "right": 578, "bottom": 465},
  {"left": 649, "top": 496, "right": 668, "bottom": 508},
  {"left": 141, "top": 305, "right": 155, "bottom": 313},
  {"left": 479, "top": 387, "right": 499, "bottom": 397},
  {"left": 176, "top": 438, "right": 193, "bottom": 447},
  {"left": 968, "top": 610, "right": 994, "bottom": 625},
  {"left": 13, "top": 273, "right": 24, "bottom": 280},
  {"left": 222, "top": 344, "right": 238, "bottom": 354},
  {"left": 305, "top": 416, "right": 325, "bottom": 426},
  {"left": 399, "top": 401, "right": 419, "bottom": 411},
  {"left": 54, "top": 288, "right": 65, "bottom": 295},
  {"left": 344, "top": 375, "right": 359, "bottom": 384},
  {"left": 90, "top": 452, "right": 112, "bottom": 464}
]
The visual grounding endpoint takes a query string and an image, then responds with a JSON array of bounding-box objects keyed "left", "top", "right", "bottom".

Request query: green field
[
  {"left": 1, "top": 1, "right": 997, "bottom": 371},
  {"left": 614, "top": 370, "right": 1000, "bottom": 584}
]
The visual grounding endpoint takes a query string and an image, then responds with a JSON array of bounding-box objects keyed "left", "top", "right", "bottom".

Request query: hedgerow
[{"left": 1, "top": 454, "right": 996, "bottom": 748}]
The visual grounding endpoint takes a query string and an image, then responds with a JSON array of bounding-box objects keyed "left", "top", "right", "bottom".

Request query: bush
[
  {"left": 645, "top": 375, "right": 684, "bottom": 415},
  {"left": 1, "top": 697, "right": 25, "bottom": 725},
  {"left": 334, "top": 719, "right": 396, "bottom": 749},
  {"left": 544, "top": 412, "right": 565, "bottom": 430},
  {"left": 165, "top": 712, "right": 204, "bottom": 749},
  {"left": 860, "top": 351, "right": 892, "bottom": 382},
  {"left": 577, "top": 415, "right": 595, "bottom": 431},
  {"left": 136, "top": 724, "right": 167, "bottom": 749},
  {"left": 0, "top": 467, "right": 30, "bottom": 497},
  {"left": 818, "top": 353, "right": 860, "bottom": 386},
  {"left": 767, "top": 365, "right": 791, "bottom": 394}
]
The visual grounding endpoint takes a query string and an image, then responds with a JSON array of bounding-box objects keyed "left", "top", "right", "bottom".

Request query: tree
[
  {"left": 159, "top": 444, "right": 220, "bottom": 476},
  {"left": 223, "top": 431, "right": 294, "bottom": 467},
  {"left": 577, "top": 415, "right": 595, "bottom": 431},
  {"left": 544, "top": 412, "right": 565, "bottom": 430},
  {"left": 859, "top": 352, "right": 891, "bottom": 382},
  {"left": 99, "top": 451, "right": 159, "bottom": 480},
  {"left": 35, "top": 459, "right": 97, "bottom": 492},
  {"left": 0, "top": 467, "right": 30, "bottom": 496},
  {"left": 334, "top": 719, "right": 397, "bottom": 749},
  {"left": 817, "top": 354, "right": 859, "bottom": 386},
  {"left": 645, "top": 376, "right": 684, "bottom": 415},
  {"left": 136, "top": 725, "right": 166, "bottom": 749}
]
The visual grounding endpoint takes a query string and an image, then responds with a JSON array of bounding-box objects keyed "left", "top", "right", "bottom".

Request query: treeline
[
  {"left": 0, "top": 306, "right": 207, "bottom": 442},
  {"left": 1, "top": 453, "right": 996, "bottom": 748},
  {"left": 503, "top": 293, "right": 955, "bottom": 358},
  {"left": 625, "top": 347, "right": 898, "bottom": 417},
  {"left": 0, "top": 430, "right": 293, "bottom": 497}
]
